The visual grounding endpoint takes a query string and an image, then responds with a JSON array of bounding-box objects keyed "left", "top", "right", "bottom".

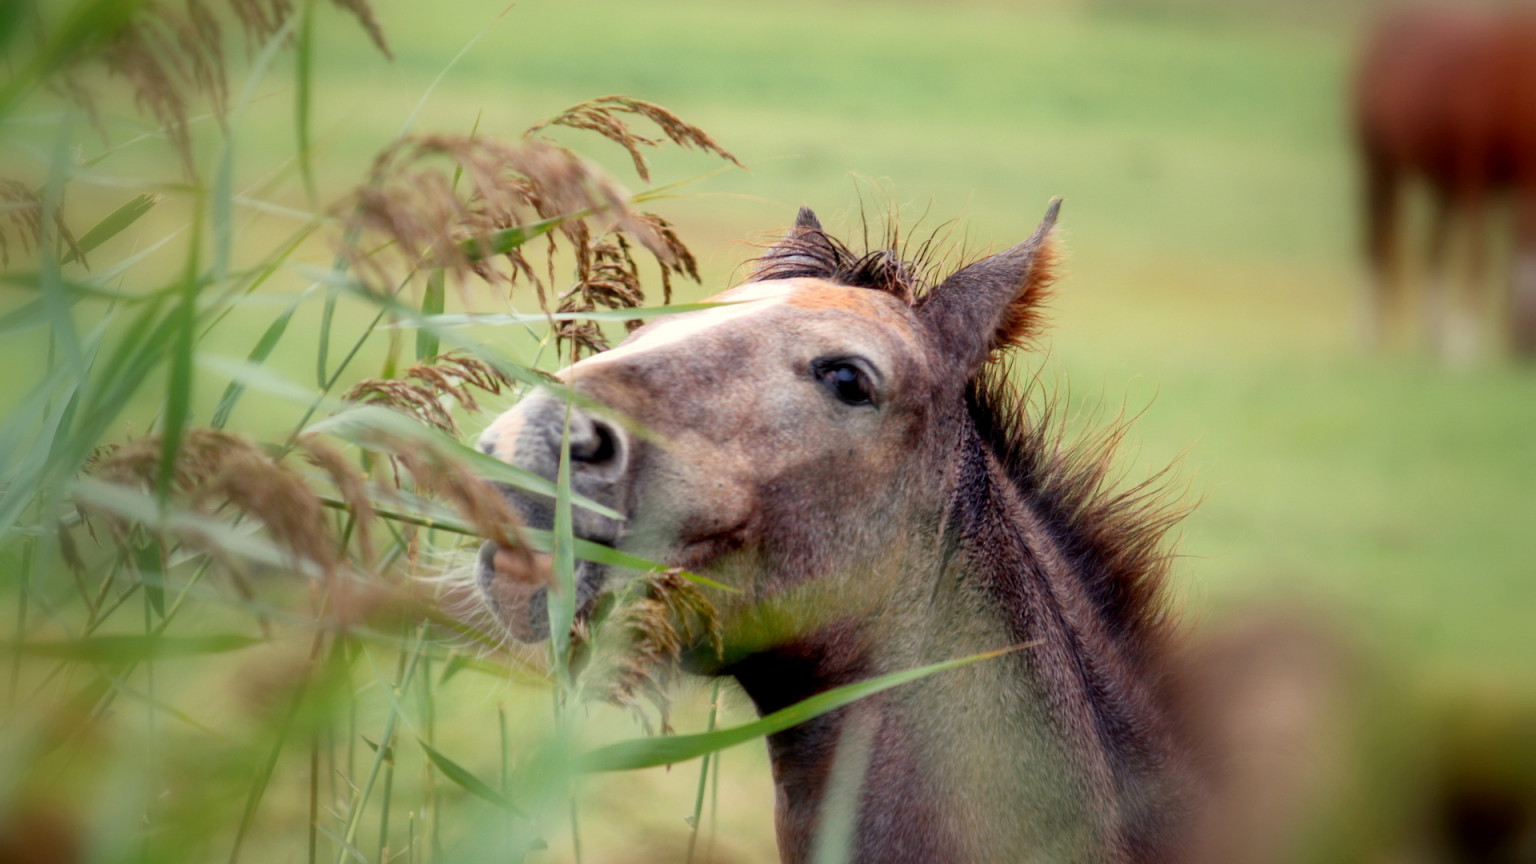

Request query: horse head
[{"left": 474, "top": 202, "right": 1059, "bottom": 651}]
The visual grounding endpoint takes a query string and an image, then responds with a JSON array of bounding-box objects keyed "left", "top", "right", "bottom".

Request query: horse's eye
[{"left": 816, "top": 361, "right": 873, "bottom": 406}]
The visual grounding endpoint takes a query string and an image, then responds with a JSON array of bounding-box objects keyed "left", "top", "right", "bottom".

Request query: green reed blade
[
  {"left": 416, "top": 269, "right": 445, "bottom": 361},
  {"left": 6, "top": 633, "right": 261, "bottom": 663},
  {"left": 296, "top": 0, "right": 317, "bottom": 206},
  {"left": 60, "top": 193, "right": 161, "bottom": 265},
  {"left": 306, "top": 405, "right": 624, "bottom": 521},
  {"left": 158, "top": 230, "right": 201, "bottom": 505},
  {"left": 548, "top": 404, "right": 577, "bottom": 691},
  {"left": 577, "top": 645, "right": 1030, "bottom": 772},
  {"left": 209, "top": 296, "right": 305, "bottom": 428},
  {"left": 0, "top": 0, "right": 145, "bottom": 121},
  {"left": 389, "top": 302, "right": 731, "bottom": 330},
  {"left": 459, "top": 214, "right": 566, "bottom": 262},
  {"left": 418, "top": 738, "right": 521, "bottom": 812},
  {"left": 684, "top": 679, "right": 723, "bottom": 864}
]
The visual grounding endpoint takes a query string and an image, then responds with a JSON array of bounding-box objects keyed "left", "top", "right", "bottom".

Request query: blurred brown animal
[{"left": 1355, "top": 5, "right": 1536, "bottom": 360}]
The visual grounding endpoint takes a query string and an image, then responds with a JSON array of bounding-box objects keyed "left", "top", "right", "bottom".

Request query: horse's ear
[
  {"left": 751, "top": 206, "right": 840, "bottom": 280},
  {"left": 918, "top": 198, "right": 1060, "bottom": 372}
]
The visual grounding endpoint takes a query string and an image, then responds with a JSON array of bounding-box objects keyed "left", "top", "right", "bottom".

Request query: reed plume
[
  {"left": 584, "top": 570, "right": 722, "bottom": 734},
  {"left": 343, "top": 352, "right": 511, "bottom": 437},
  {"left": 527, "top": 95, "right": 742, "bottom": 183}
]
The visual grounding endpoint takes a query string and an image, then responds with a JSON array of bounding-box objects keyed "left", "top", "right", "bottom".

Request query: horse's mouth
[{"left": 475, "top": 539, "right": 611, "bottom": 643}]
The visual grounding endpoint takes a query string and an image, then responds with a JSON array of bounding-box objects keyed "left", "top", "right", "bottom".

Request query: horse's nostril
[{"left": 570, "top": 419, "right": 619, "bottom": 465}]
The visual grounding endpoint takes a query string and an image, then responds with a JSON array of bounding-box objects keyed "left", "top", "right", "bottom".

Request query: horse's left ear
[
  {"left": 751, "top": 206, "right": 839, "bottom": 280},
  {"left": 918, "top": 198, "right": 1061, "bottom": 373}
]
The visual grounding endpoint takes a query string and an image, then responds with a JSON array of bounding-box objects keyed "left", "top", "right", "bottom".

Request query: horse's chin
[{"left": 475, "top": 541, "right": 607, "bottom": 643}]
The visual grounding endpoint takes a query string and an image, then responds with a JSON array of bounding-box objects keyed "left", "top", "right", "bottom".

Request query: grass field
[
  {"left": 3, "top": 0, "right": 1535, "bottom": 861},
  {"left": 280, "top": 0, "right": 1532, "bottom": 678}
]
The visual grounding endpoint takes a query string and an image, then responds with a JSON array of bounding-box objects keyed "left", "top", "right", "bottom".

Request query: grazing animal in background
[{"left": 1354, "top": 4, "right": 1536, "bottom": 359}]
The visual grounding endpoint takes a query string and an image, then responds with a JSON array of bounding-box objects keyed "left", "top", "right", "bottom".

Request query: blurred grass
[
  {"left": 2, "top": 0, "right": 1534, "bottom": 861},
  {"left": 264, "top": 0, "right": 1530, "bottom": 681}
]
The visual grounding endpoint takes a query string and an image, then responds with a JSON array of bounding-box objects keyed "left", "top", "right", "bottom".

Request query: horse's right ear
[
  {"left": 917, "top": 199, "right": 1060, "bottom": 374},
  {"left": 751, "top": 206, "right": 840, "bottom": 280}
]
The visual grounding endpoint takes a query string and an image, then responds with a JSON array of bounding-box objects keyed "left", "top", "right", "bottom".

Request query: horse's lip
[
  {"left": 490, "top": 544, "right": 551, "bottom": 587},
  {"left": 475, "top": 534, "right": 616, "bottom": 642}
]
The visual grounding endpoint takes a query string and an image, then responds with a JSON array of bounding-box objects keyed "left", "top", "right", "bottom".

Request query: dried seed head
[
  {"left": 387, "top": 444, "right": 527, "bottom": 554},
  {"left": 86, "top": 428, "right": 339, "bottom": 578},
  {"left": 327, "top": 0, "right": 391, "bottom": 58},
  {"left": 0, "top": 179, "right": 83, "bottom": 269},
  {"left": 342, "top": 352, "right": 511, "bottom": 437},
  {"left": 45, "top": 0, "right": 387, "bottom": 176},
  {"left": 556, "top": 235, "right": 644, "bottom": 356},
  {"left": 297, "top": 435, "right": 375, "bottom": 565},
  {"left": 637, "top": 211, "right": 699, "bottom": 305},
  {"left": 586, "top": 570, "right": 722, "bottom": 734},
  {"left": 336, "top": 135, "right": 655, "bottom": 297},
  {"left": 527, "top": 95, "right": 742, "bottom": 183}
]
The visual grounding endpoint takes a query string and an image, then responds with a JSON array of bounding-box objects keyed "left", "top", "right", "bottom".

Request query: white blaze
[{"left": 570, "top": 279, "right": 803, "bottom": 371}]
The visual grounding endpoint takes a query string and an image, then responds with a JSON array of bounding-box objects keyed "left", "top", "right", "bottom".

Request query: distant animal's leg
[
  {"left": 1511, "top": 192, "right": 1536, "bottom": 356},
  {"left": 1422, "top": 190, "right": 1457, "bottom": 357},
  {"left": 1443, "top": 195, "right": 1487, "bottom": 366},
  {"left": 1360, "top": 150, "right": 1401, "bottom": 348}
]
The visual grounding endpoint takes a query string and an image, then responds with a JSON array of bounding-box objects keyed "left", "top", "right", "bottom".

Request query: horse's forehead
[{"left": 573, "top": 278, "right": 915, "bottom": 371}]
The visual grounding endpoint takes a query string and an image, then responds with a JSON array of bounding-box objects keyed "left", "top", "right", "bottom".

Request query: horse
[
  {"left": 473, "top": 203, "right": 1204, "bottom": 863},
  {"left": 1354, "top": 4, "right": 1536, "bottom": 359}
]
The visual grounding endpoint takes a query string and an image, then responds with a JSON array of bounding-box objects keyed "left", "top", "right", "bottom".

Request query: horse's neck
[{"left": 728, "top": 427, "right": 1188, "bottom": 864}]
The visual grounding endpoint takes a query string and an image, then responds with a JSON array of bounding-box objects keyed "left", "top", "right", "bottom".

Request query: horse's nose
[{"left": 567, "top": 410, "right": 626, "bottom": 478}]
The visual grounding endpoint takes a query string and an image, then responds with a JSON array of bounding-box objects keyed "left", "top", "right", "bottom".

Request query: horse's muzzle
[{"left": 474, "top": 391, "right": 632, "bottom": 642}]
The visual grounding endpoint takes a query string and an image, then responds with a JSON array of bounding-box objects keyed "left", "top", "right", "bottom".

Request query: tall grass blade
[
  {"left": 548, "top": 408, "right": 576, "bottom": 689},
  {"left": 306, "top": 406, "right": 624, "bottom": 520},
  {"left": 132, "top": 540, "right": 165, "bottom": 619},
  {"left": 7, "top": 633, "right": 262, "bottom": 662},
  {"left": 210, "top": 294, "right": 305, "bottom": 428},
  {"left": 215, "top": 16, "right": 297, "bottom": 288},
  {"left": 61, "top": 193, "right": 161, "bottom": 265},
  {"left": 333, "top": 625, "right": 428, "bottom": 864},
  {"left": 809, "top": 709, "right": 876, "bottom": 864},
  {"left": 230, "top": 624, "right": 331, "bottom": 864},
  {"left": 417, "top": 269, "right": 445, "bottom": 361},
  {"left": 578, "top": 645, "right": 1030, "bottom": 772},
  {"left": 461, "top": 215, "right": 564, "bottom": 262},
  {"left": 0, "top": 0, "right": 144, "bottom": 120},
  {"left": 0, "top": 0, "right": 30, "bottom": 56},
  {"left": 157, "top": 205, "right": 203, "bottom": 504},
  {"left": 418, "top": 739, "right": 520, "bottom": 812},
  {"left": 40, "top": 119, "right": 82, "bottom": 373},
  {"left": 296, "top": 0, "right": 318, "bottom": 205},
  {"left": 684, "top": 680, "right": 723, "bottom": 864}
]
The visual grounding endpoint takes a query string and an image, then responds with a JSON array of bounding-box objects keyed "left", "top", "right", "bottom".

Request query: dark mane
[
  {"left": 749, "top": 213, "right": 959, "bottom": 303},
  {"left": 966, "top": 364, "right": 1185, "bottom": 669},
  {"left": 751, "top": 228, "right": 917, "bottom": 300},
  {"left": 757, "top": 222, "right": 1183, "bottom": 668}
]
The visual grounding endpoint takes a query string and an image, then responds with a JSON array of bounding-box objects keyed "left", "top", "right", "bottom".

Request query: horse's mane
[
  {"left": 751, "top": 224, "right": 1185, "bottom": 669},
  {"left": 965, "top": 368, "right": 1185, "bottom": 669}
]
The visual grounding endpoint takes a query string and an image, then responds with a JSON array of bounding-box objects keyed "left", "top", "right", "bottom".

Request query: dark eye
[{"left": 816, "top": 360, "right": 874, "bottom": 406}]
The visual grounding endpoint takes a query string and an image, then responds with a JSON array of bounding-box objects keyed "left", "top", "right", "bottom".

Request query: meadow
[{"left": 2, "top": 0, "right": 1534, "bottom": 861}]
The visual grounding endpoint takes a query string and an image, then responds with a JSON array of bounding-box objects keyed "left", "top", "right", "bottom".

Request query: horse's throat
[{"left": 726, "top": 621, "right": 968, "bottom": 864}]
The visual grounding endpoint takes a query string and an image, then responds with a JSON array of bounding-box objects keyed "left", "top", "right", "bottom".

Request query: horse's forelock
[{"left": 751, "top": 232, "right": 917, "bottom": 301}]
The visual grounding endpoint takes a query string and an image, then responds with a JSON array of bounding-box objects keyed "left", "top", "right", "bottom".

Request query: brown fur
[
  {"left": 478, "top": 203, "right": 1199, "bottom": 863},
  {"left": 1355, "top": 5, "right": 1536, "bottom": 356},
  {"left": 986, "top": 238, "right": 1059, "bottom": 357},
  {"left": 967, "top": 365, "right": 1184, "bottom": 672}
]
